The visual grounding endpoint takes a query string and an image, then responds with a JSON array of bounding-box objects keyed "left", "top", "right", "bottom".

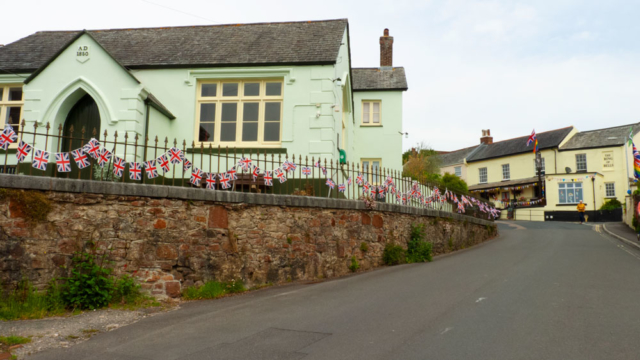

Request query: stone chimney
[
  {"left": 480, "top": 129, "right": 493, "bottom": 144},
  {"left": 380, "top": 28, "right": 393, "bottom": 68}
]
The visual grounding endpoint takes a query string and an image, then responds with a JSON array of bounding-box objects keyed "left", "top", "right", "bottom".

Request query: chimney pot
[
  {"left": 379, "top": 28, "right": 393, "bottom": 67},
  {"left": 480, "top": 129, "right": 493, "bottom": 144}
]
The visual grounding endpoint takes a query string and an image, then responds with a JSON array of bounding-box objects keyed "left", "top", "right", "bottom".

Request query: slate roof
[
  {"left": 466, "top": 127, "right": 574, "bottom": 163},
  {"left": 560, "top": 122, "right": 640, "bottom": 151},
  {"left": 0, "top": 19, "right": 348, "bottom": 72},
  {"left": 352, "top": 68, "right": 408, "bottom": 91},
  {"left": 438, "top": 145, "right": 480, "bottom": 167}
]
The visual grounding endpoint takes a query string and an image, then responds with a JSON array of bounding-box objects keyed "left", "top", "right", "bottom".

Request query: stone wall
[{"left": 0, "top": 175, "right": 496, "bottom": 298}]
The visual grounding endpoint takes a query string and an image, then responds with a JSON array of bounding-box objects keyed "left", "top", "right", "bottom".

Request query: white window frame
[
  {"left": 576, "top": 154, "right": 587, "bottom": 172},
  {"left": 502, "top": 164, "right": 510, "bottom": 181},
  {"left": 558, "top": 182, "right": 583, "bottom": 204},
  {"left": 0, "top": 84, "right": 23, "bottom": 138},
  {"left": 479, "top": 167, "right": 488, "bottom": 183},
  {"left": 195, "top": 79, "right": 283, "bottom": 147},
  {"left": 605, "top": 182, "right": 615, "bottom": 198},
  {"left": 454, "top": 166, "right": 462, "bottom": 177},
  {"left": 534, "top": 157, "right": 545, "bottom": 176},
  {"left": 361, "top": 101, "right": 381, "bottom": 126},
  {"left": 361, "top": 158, "right": 381, "bottom": 185}
]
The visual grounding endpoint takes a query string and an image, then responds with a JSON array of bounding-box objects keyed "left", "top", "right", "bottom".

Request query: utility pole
[{"left": 536, "top": 152, "right": 544, "bottom": 205}]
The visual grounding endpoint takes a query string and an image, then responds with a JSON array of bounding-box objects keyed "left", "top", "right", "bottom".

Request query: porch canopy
[{"left": 469, "top": 176, "right": 540, "bottom": 192}]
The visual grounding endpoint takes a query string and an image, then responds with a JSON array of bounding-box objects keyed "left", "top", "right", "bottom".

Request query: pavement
[
  {"left": 26, "top": 221, "right": 640, "bottom": 360},
  {"left": 600, "top": 221, "right": 640, "bottom": 250}
]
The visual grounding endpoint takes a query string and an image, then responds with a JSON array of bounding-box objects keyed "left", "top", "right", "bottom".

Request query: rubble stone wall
[{"left": 0, "top": 175, "right": 496, "bottom": 298}]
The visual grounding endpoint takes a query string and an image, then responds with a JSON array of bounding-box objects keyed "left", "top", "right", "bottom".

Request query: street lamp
[{"left": 398, "top": 131, "right": 409, "bottom": 139}]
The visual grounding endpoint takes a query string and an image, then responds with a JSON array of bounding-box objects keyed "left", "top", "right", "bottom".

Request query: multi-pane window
[
  {"left": 362, "top": 101, "right": 381, "bottom": 125},
  {"left": 479, "top": 167, "right": 487, "bottom": 183},
  {"left": 454, "top": 166, "right": 462, "bottom": 177},
  {"left": 0, "top": 85, "right": 23, "bottom": 131},
  {"left": 361, "top": 159, "right": 381, "bottom": 184},
  {"left": 196, "top": 80, "right": 283, "bottom": 145},
  {"left": 576, "top": 154, "right": 587, "bottom": 172},
  {"left": 558, "top": 182, "right": 583, "bottom": 204},
  {"left": 502, "top": 164, "right": 510, "bottom": 180},
  {"left": 605, "top": 182, "right": 615, "bottom": 198},
  {"left": 534, "top": 158, "right": 545, "bottom": 176}
]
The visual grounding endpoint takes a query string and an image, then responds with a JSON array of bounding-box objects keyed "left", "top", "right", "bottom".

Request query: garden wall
[{"left": 0, "top": 175, "right": 497, "bottom": 298}]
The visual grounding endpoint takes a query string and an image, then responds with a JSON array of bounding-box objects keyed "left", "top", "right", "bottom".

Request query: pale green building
[{"left": 0, "top": 19, "right": 407, "bottom": 177}]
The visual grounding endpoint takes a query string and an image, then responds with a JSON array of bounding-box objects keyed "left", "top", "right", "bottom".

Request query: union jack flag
[
  {"left": 347, "top": 176, "right": 352, "bottom": 186},
  {"left": 362, "top": 182, "right": 370, "bottom": 193},
  {"left": 314, "top": 160, "right": 321, "bottom": 167},
  {"left": 326, "top": 179, "right": 335, "bottom": 189},
  {"left": 15, "top": 141, "right": 32, "bottom": 162},
  {"left": 321, "top": 166, "right": 327, "bottom": 175},
  {"left": 55, "top": 152, "right": 71, "bottom": 172},
  {"left": 129, "top": 162, "right": 142, "bottom": 180},
  {"left": 112, "top": 156, "right": 125, "bottom": 177},
  {"left": 457, "top": 202, "right": 465, "bottom": 213},
  {"left": 84, "top": 138, "right": 101, "bottom": 159},
  {"left": 238, "top": 157, "right": 252, "bottom": 171},
  {"left": 190, "top": 168, "right": 203, "bottom": 186},
  {"left": 218, "top": 172, "right": 231, "bottom": 189},
  {"left": 386, "top": 175, "right": 393, "bottom": 187},
  {"left": 0, "top": 128, "right": 17, "bottom": 150},
  {"left": 144, "top": 160, "right": 158, "bottom": 179},
  {"left": 390, "top": 186, "right": 396, "bottom": 195},
  {"left": 378, "top": 186, "right": 386, "bottom": 199},
  {"left": 526, "top": 129, "right": 537, "bottom": 146},
  {"left": 157, "top": 154, "right": 170, "bottom": 173},
  {"left": 396, "top": 192, "right": 401, "bottom": 202},
  {"left": 168, "top": 147, "right": 184, "bottom": 164},
  {"left": 71, "top": 149, "right": 89, "bottom": 169},
  {"left": 282, "top": 161, "right": 297, "bottom": 173},
  {"left": 97, "top": 148, "right": 112, "bottom": 167},
  {"left": 264, "top": 170, "right": 273, "bottom": 186},
  {"left": 252, "top": 165, "right": 261, "bottom": 182},
  {"left": 32, "top": 149, "right": 49, "bottom": 171},
  {"left": 227, "top": 166, "right": 238, "bottom": 181},
  {"left": 402, "top": 193, "right": 407, "bottom": 205},
  {"left": 338, "top": 183, "right": 346, "bottom": 192},
  {"left": 205, "top": 172, "right": 216, "bottom": 189},
  {"left": 356, "top": 173, "right": 363, "bottom": 186},
  {"left": 183, "top": 158, "right": 192, "bottom": 172},
  {"left": 274, "top": 168, "right": 287, "bottom": 183},
  {"left": 302, "top": 167, "right": 311, "bottom": 176}
]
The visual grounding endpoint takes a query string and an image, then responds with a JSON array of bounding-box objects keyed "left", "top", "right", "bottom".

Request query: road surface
[{"left": 30, "top": 221, "right": 640, "bottom": 360}]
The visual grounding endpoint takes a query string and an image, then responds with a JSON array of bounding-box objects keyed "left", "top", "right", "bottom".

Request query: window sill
[
  {"left": 556, "top": 203, "right": 587, "bottom": 206},
  {"left": 360, "top": 124, "right": 382, "bottom": 127}
]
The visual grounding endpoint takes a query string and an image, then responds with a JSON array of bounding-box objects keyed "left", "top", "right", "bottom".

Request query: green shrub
[
  {"left": 360, "top": 242, "right": 369, "bottom": 252},
  {"left": 383, "top": 243, "right": 405, "bottom": 266},
  {"left": 600, "top": 199, "right": 622, "bottom": 210},
  {"left": 406, "top": 224, "right": 433, "bottom": 263},
  {"left": 112, "top": 274, "right": 141, "bottom": 304},
  {"left": 348, "top": 256, "right": 360, "bottom": 272},
  {"left": 0, "top": 335, "right": 31, "bottom": 346},
  {"left": 62, "top": 251, "right": 114, "bottom": 310},
  {"left": 0, "top": 280, "right": 65, "bottom": 320},
  {"left": 182, "top": 280, "right": 246, "bottom": 300}
]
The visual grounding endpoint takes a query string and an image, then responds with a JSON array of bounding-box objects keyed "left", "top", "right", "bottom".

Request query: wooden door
[{"left": 59, "top": 94, "right": 101, "bottom": 179}]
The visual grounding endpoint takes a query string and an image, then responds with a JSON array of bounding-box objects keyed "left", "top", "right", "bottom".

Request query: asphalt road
[{"left": 31, "top": 221, "right": 640, "bottom": 360}]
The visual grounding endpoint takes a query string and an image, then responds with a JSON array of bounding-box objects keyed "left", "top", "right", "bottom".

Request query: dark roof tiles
[
  {"left": 0, "top": 19, "right": 348, "bottom": 72},
  {"left": 438, "top": 146, "right": 480, "bottom": 167},
  {"left": 352, "top": 68, "right": 408, "bottom": 91},
  {"left": 560, "top": 122, "right": 640, "bottom": 150}
]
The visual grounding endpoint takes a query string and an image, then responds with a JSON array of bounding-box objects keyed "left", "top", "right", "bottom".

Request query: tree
[
  {"left": 402, "top": 142, "right": 441, "bottom": 181},
  {"left": 439, "top": 172, "right": 468, "bottom": 194}
]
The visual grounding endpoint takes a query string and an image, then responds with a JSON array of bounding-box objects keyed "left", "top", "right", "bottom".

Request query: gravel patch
[{"left": 0, "top": 306, "right": 175, "bottom": 359}]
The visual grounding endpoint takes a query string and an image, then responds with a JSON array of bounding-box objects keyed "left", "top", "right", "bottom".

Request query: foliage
[
  {"left": 182, "top": 280, "right": 246, "bottom": 300},
  {"left": 62, "top": 251, "right": 114, "bottom": 310},
  {"left": 93, "top": 162, "right": 121, "bottom": 182},
  {"left": 112, "top": 274, "right": 142, "bottom": 304},
  {"left": 438, "top": 173, "right": 469, "bottom": 194},
  {"left": 360, "top": 242, "right": 369, "bottom": 252},
  {"left": 348, "top": 256, "right": 360, "bottom": 272},
  {"left": 402, "top": 143, "right": 441, "bottom": 180},
  {"left": 599, "top": 198, "right": 622, "bottom": 210},
  {"left": 382, "top": 242, "right": 406, "bottom": 266},
  {"left": 0, "top": 280, "right": 65, "bottom": 320},
  {"left": 0, "top": 335, "right": 31, "bottom": 346},
  {"left": 0, "top": 189, "right": 52, "bottom": 222},
  {"left": 634, "top": 216, "right": 640, "bottom": 233},
  {"left": 633, "top": 189, "right": 640, "bottom": 196},
  {"left": 406, "top": 223, "right": 433, "bottom": 263}
]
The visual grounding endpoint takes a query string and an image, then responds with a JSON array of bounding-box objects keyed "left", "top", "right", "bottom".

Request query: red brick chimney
[
  {"left": 380, "top": 28, "right": 393, "bottom": 67},
  {"left": 480, "top": 129, "right": 493, "bottom": 144}
]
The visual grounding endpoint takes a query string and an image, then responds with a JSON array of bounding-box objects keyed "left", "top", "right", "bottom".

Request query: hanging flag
[
  {"left": 168, "top": 147, "right": 184, "bottom": 164},
  {"left": 274, "top": 168, "right": 287, "bottom": 183},
  {"left": 112, "top": 156, "right": 125, "bottom": 177},
  {"left": 183, "top": 159, "right": 192, "bottom": 172},
  {"left": 264, "top": 170, "right": 273, "bottom": 186},
  {"left": 326, "top": 179, "right": 335, "bottom": 189},
  {"left": 0, "top": 127, "right": 18, "bottom": 150},
  {"left": 227, "top": 166, "right": 238, "bottom": 181},
  {"left": 302, "top": 167, "right": 311, "bottom": 176},
  {"left": 190, "top": 168, "right": 203, "bottom": 186},
  {"left": 338, "top": 183, "right": 346, "bottom": 193},
  {"left": 526, "top": 129, "right": 536, "bottom": 146},
  {"left": 285, "top": 161, "right": 297, "bottom": 173},
  {"left": 252, "top": 165, "right": 261, "bottom": 182},
  {"left": 238, "top": 157, "right": 252, "bottom": 171},
  {"left": 363, "top": 182, "right": 370, "bottom": 194},
  {"left": 321, "top": 166, "right": 327, "bottom": 175},
  {"left": 533, "top": 138, "right": 539, "bottom": 154},
  {"left": 15, "top": 141, "right": 32, "bottom": 162},
  {"left": 32, "top": 149, "right": 49, "bottom": 171},
  {"left": 356, "top": 173, "right": 363, "bottom": 186},
  {"left": 633, "top": 143, "right": 640, "bottom": 179},
  {"left": 314, "top": 160, "right": 321, "bottom": 168},
  {"left": 347, "top": 176, "right": 352, "bottom": 186},
  {"left": 84, "top": 138, "right": 101, "bottom": 159},
  {"left": 144, "top": 160, "right": 158, "bottom": 179},
  {"left": 219, "top": 173, "right": 232, "bottom": 189},
  {"left": 205, "top": 173, "right": 216, "bottom": 189},
  {"left": 129, "top": 162, "right": 142, "bottom": 180},
  {"left": 97, "top": 148, "right": 112, "bottom": 167},
  {"left": 157, "top": 154, "right": 170, "bottom": 173},
  {"left": 55, "top": 152, "right": 71, "bottom": 172}
]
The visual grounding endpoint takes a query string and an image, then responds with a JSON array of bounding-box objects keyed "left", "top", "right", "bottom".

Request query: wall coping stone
[{"left": 0, "top": 174, "right": 494, "bottom": 226}]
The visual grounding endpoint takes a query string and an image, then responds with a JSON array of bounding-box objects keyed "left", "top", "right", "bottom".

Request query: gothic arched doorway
[{"left": 60, "top": 94, "right": 101, "bottom": 179}]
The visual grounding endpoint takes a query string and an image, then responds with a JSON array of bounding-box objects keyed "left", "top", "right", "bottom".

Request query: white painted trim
[
  {"left": 0, "top": 74, "right": 28, "bottom": 84},
  {"left": 184, "top": 68, "right": 295, "bottom": 86}
]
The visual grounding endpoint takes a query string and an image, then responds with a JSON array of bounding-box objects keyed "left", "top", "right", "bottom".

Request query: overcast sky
[{"left": 2, "top": 0, "right": 639, "bottom": 151}]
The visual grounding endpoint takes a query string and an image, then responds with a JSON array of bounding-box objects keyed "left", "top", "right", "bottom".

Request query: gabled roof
[
  {"left": 560, "top": 122, "right": 640, "bottom": 151},
  {"left": 438, "top": 145, "right": 480, "bottom": 167},
  {"left": 0, "top": 19, "right": 348, "bottom": 72},
  {"left": 352, "top": 68, "right": 408, "bottom": 91},
  {"left": 466, "top": 127, "right": 574, "bottom": 163}
]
